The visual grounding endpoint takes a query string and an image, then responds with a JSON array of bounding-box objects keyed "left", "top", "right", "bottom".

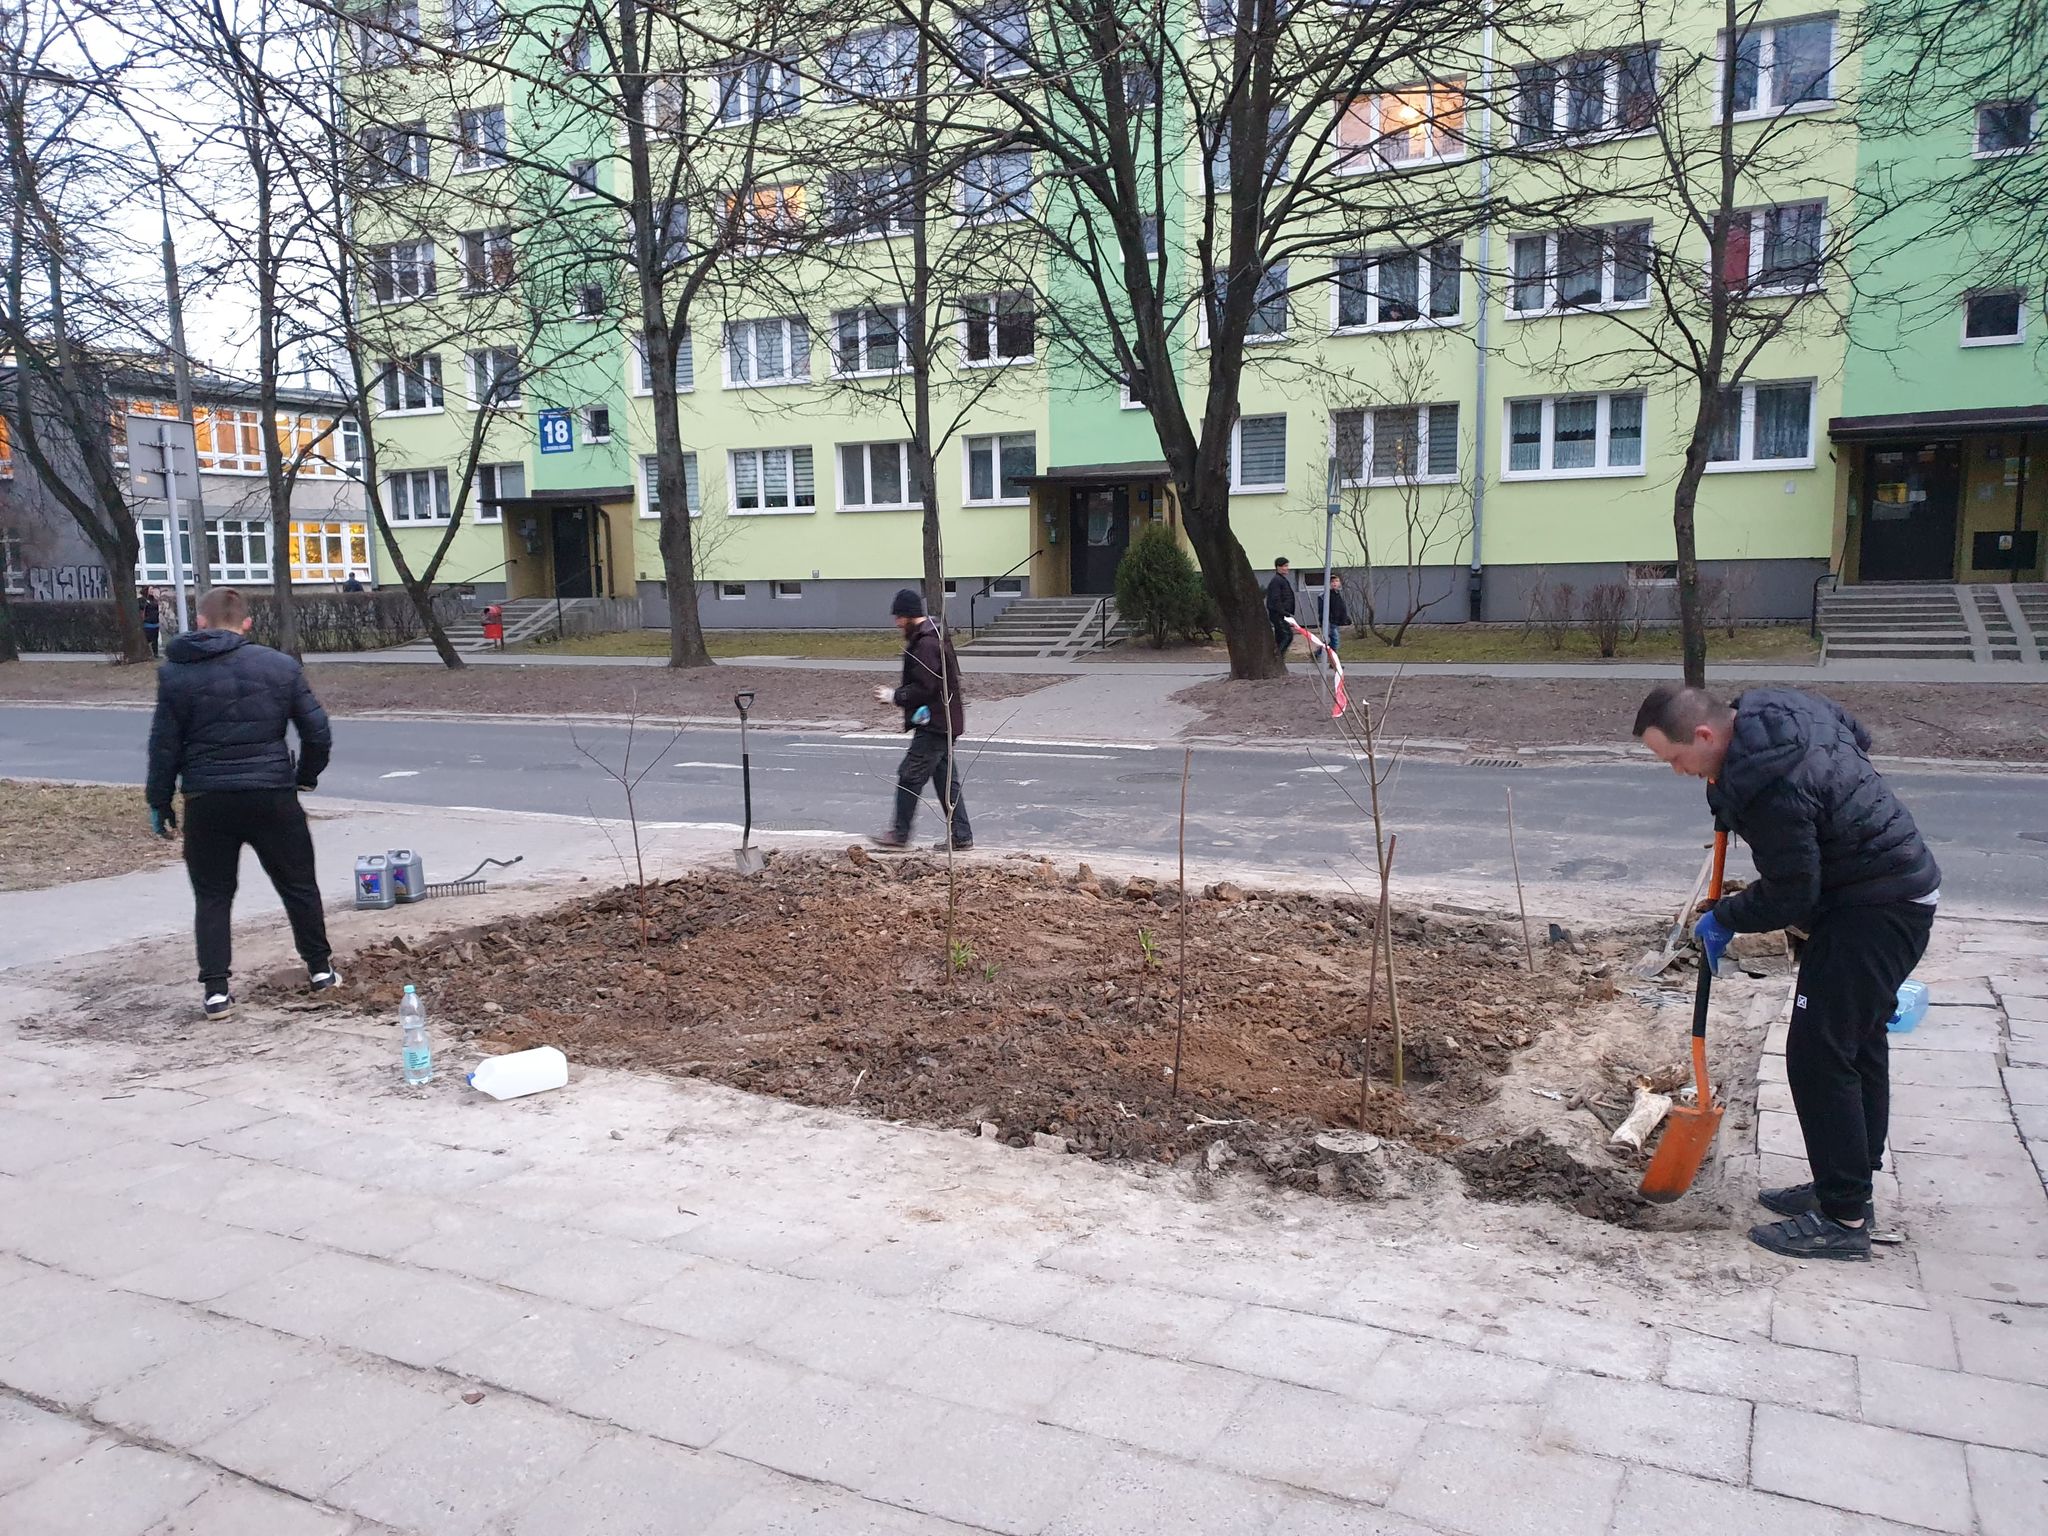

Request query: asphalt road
[{"left": 4, "top": 705, "right": 2042, "bottom": 913}]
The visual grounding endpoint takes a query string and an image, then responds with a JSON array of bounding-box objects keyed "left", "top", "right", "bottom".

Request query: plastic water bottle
[
  {"left": 1887, "top": 978, "right": 1930, "bottom": 1034},
  {"left": 400, "top": 985, "right": 433, "bottom": 1085}
]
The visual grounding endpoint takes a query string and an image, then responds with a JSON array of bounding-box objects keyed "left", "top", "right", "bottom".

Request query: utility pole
[{"left": 158, "top": 203, "right": 211, "bottom": 600}]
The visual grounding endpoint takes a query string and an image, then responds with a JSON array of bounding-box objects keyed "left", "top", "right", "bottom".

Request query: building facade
[{"left": 353, "top": 2, "right": 2042, "bottom": 629}]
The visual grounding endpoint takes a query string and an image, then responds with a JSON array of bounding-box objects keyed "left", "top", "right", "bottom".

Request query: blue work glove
[
  {"left": 149, "top": 806, "right": 177, "bottom": 840},
  {"left": 1693, "top": 908, "right": 1733, "bottom": 976}
]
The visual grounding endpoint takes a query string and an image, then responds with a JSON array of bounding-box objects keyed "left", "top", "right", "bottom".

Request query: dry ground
[
  {"left": 0, "top": 779, "right": 180, "bottom": 891},
  {"left": 1093, "top": 624, "right": 1821, "bottom": 666},
  {"left": 323, "top": 852, "right": 1717, "bottom": 1221},
  {"left": 0, "top": 660, "right": 1051, "bottom": 727},
  {"left": 518, "top": 629, "right": 906, "bottom": 661},
  {"left": 1177, "top": 673, "right": 2048, "bottom": 762}
]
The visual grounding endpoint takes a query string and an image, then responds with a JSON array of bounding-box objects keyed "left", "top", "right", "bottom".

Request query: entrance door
[
  {"left": 1068, "top": 486, "right": 1130, "bottom": 594},
  {"left": 550, "top": 506, "right": 595, "bottom": 598},
  {"left": 1860, "top": 443, "right": 1962, "bottom": 582}
]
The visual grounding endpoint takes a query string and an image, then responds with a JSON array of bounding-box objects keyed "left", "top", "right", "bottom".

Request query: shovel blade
[
  {"left": 1638, "top": 1100, "right": 1725, "bottom": 1203},
  {"left": 734, "top": 846, "right": 767, "bottom": 876}
]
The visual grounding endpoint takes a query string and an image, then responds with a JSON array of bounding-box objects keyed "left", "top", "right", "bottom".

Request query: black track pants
[{"left": 183, "top": 789, "right": 331, "bottom": 990}]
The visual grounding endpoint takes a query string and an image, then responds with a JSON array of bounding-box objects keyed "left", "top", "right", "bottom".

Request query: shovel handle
[{"left": 1689, "top": 827, "right": 1730, "bottom": 1111}]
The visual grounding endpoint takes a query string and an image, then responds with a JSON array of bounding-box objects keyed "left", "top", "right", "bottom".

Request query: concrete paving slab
[
  {"left": 753, "top": 1283, "right": 944, "bottom": 1382},
  {"left": 1663, "top": 1331, "right": 1858, "bottom": 1415},
  {"left": 193, "top": 1361, "right": 456, "bottom": 1497},
  {"left": 621, "top": 1256, "right": 824, "bottom": 1346},
  {"left": 1542, "top": 1374, "right": 1751, "bottom": 1483},
  {"left": 90, "top": 1324, "right": 324, "bottom": 1446},
  {"left": 499, "top": 1230, "right": 695, "bottom": 1313},
  {"left": 1771, "top": 1293, "right": 1958, "bottom": 1368},
  {"left": 1044, "top": 1350, "right": 1259, "bottom": 1460},
  {"left": 1888, "top": 1051, "right": 2005, "bottom": 1089},
  {"left": 1359, "top": 1337, "right": 1556, "bottom": 1436},
  {"left": 0, "top": 1440, "right": 211, "bottom": 1536},
  {"left": 143, "top": 1478, "right": 354, "bottom": 1535},
  {"left": 1472, "top": 1303, "right": 1665, "bottom": 1381},
  {"left": 438, "top": 1296, "right": 668, "bottom": 1402},
  {"left": 713, "top": 1372, "right": 949, "bottom": 1492},
  {"left": 2005, "top": 1067, "right": 2048, "bottom": 1107},
  {"left": 1388, "top": 1420, "right": 1623, "bottom": 1536},
  {"left": 1608, "top": 1464, "right": 1869, "bottom": 1536},
  {"left": 0, "top": 1396, "right": 97, "bottom": 1499},
  {"left": 1946, "top": 1300, "right": 2048, "bottom": 1388},
  {"left": 1860, "top": 1358, "right": 2048, "bottom": 1456},
  {"left": 1189, "top": 1303, "right": 1394, "bottom": 1395},
  {"left": 886, "top": 1314, "right": 1100, "bottom": 1416},
  {"left": 1042, "top": 1280, "right": 1239, "bottom": 1360},
  {"left": 569, "top": 1335, "right": 800, "bottom": 1448},
  {"left": 1206, "top": 1378, "right": 1427, "bottom": 1502},
  {"left": 506, "top": 1434, "right": 764, "bottom": 1536},
  {"left": 1045, "top": 1445, "right": 1291, "bottom": 1536},
  {"left": 868, "top": 1407, "right": 1109, "bottom": 1535},
  {"left": 1965, "top": 1444, "right": 2048, "bottom": 1536},
  {"left": 1918, "top": 1250, "right": 2048, "bottom": 1305},
  {"left": 1887, "top": 1114, "right": 2036, "bottom": 1159},
  {"left": 1751, "top": 1405, "right": 1973, "bottom": 1533},
  {"left": 109, "top": 1228, "right": 312, "bottom": 1305},
  {"left": 0, "top": 1290, "right": 219, "bottom": 1408}
]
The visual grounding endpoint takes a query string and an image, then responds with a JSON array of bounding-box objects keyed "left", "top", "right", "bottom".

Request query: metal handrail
[
  {"left": 1810, "top": 569, "right": 1840, "bottom": 641},
  {"left": 967, "top": 548, "right": 1042, "bottom": 636}
]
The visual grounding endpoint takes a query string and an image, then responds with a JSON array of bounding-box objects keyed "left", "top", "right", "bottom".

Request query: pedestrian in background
[
  {"left": 1322, "top": 573, "right": 1352, "bottom": 655},
  {"left": 871, "top": 588, "right": 972, "bottom": 852},
  {"left": 146, "top": 586, "right": 339, "bottom": 1019},
  {"left": 1266, "top": 557, "right": 1296, "bottom": 658},
  {"left": 140, "top": 587, "right": 162, "bottom": 657}
]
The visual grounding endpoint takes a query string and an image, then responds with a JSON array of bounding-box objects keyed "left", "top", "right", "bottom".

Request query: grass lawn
[
  {"left": 1099, "top": 623, "right": 1820, "bottom": 665},
  {"left": 0, "top": 780, "right": 181, "bottom": 891},
  {"left": 517, "top": 628, "right": 905, "bottom": 661}
]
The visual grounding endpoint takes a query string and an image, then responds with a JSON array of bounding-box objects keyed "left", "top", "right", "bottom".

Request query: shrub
[
  {"left": 12, "top": 591, "right": 436, "bottom": 653},
  {"left": 1535, "top": 581, "right": 1577, "bottom": 651},
  {"left": 1581, "top": 582, "right": 1629, "bottom": 659},
  {"left": 1113, "top": 524, "right": 1206, "bottom": 648}
]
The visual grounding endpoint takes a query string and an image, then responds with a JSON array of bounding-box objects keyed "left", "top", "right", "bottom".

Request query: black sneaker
[
  {"left": 1760, "top": 1182, "right": 1876, "bottom": 1227},
  {"left": 869, "top": 829, "right": 910, "bottom": 850},
  {"left": 203, "top": 992, "right": 236, "bottom": 1020},
  {"left": 930, "top": 839, "right": 974, "bottom": 852},
  {"left": 1749, "top": 1210, "right": 1872, "bottom": 1262},
  {"left": 309, "top": 969, "right": 343, "bottom": 993}
]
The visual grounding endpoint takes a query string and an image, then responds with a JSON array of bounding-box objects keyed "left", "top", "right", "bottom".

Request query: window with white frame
[
  {"left": 352, "top": 0, "right": 419, "bottom": 69},
  {"left": 964, "top": 432, "right": 1036, "bottom": 503},
  {"left": 1124, "top": 61, "right": 1160, "bottom": 109},
  {"left": 186, "top": 405, "right": 264, "bottom": 473},
  {"left": 730, "top": 446, "right": 816, "bottom": 513},
  {"left": 467, "top": 346, "right": 521, "bottom": 406},
  {"left": 729, "top": 181, "right": 808, "bottom": 251},
  {"left": 724, "top": 316, "right": 810, "bottom": 385},
  {"left": 384, "top": 467, "right": 451, "bottom": 522},
  {"left": 1209, "top": 262, "right": 1290, "bottom": 340},
  {"left": 1509, "top": 223, "right": 1651, "bottom": 313},
  {"left": 1, "top": 528, "right": 23, "bottom": 594},
  {"left": 1120, "top": 370, "right": 1149, "bottom": 409},
  {"left": 638, "top": 452, "right": 701, "bottom": 518},
  {"left": 1724, "top": 17, "right": 1834, "bottom": 117},
  {"left": 839, "top": 440, "right": 916, "bottom": 509},
  {"left": 714, "top": 55, "right": 799, "bottom": 122},
  {"left": 1228, "top": 414, "right": 1287, "bottom": 492},
  {"left": 1963, "top": 289, "right": 2023, "bottom": 344},
  {"left": 1207, "top": 105, "right": 1290, "bottom": 182},
  {"left": 368, "top": 240, "right": 435, "bottom": 303},
  {"left": 826, "top": 165, "right": 913, "bottom": 239},
  {"left": 567, "top": 159, "right": 598, "bottom": 198},
  {"left": 1334, "top": 403, "right": 1460, "bottom": 485},
  {"left": 1504, "top": 392, "right": 1645, "bottom": 476},
  {"left": 833, "top": 306, "right": 908, "bottom": 375},
  {"left": 960, "top": 291, "right": 1034, "bottom": 363},
  {"left": 574, "top": 282, "right": 606, "bottom": 320},
  {"left": 1707, "top": 381, "right": 1813, "bottom": 469},
  {"left": 718, "top": 581, "right": 748, "bottom": 600},
  {"left": 649, "top": 201, "right": 689, "bottom": 264},
  {"left": 1199, "top": 0, "right": 1244, "bottom": 35},
  {"left": 379, "top": 354, "right": 443, "bottom": 412},
  {"left": 1512, "top": 47, "right": 1658, "bottom": 144},
  {"left": 1975, "top": 100, "right": 2036, "bottom": 156},
  {"left": 1721, "top": 201, "right": 1824, "bottom": 294},
  {"left": 1140, "top": 214, "right": 1160, "bottom": 255},
  {"left": 1334, "top": 242, "right": 1460, "bottom": 328},
  {"left": 362, "top": 120, "right": 429, "bottom": 183},
  {"left": 456, "top": 105, "right": 507, "bottom": 169},
  {"left": 956, "top": 6, "right": 1029, "bottom": 79},
  {"left": 958, "top": 151, "right": 1031, "bottom": 222},
  {"left": 824, "top": 25, "right": 915, "bottom": 101},
  {"left": 631, "top": 330, "right": 694, "bottom": 392},
  {"left": 773, "top": 580, "right": 803, "bottom": 599},
  {"left": 645, "top": 74, "right": 687, "bottom": 134},
  {"left": 475, "top": 461, "right": 523, "bottom": 522},
  {"left": 341, "top": 418, "right": 363, "bottom": 473},
  {"left": 289, "top": 520, "right": 372, "bottom": 584},
  {"left": 1337, "top": 82, "right": 1466, "bottom": 170},
  {"left": 460, "top": 228, "right": 514, "bottom": 290},
  {"left": 450, "top": 0, "right": 501, "bottom": 49},
  {"left": 584, "top": 406, "right": 612, "bottom": 443},
  {"left": 138, "top": 516, "right": 272, "bottom": 583}
]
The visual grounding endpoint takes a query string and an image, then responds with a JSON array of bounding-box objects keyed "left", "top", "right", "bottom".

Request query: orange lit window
[
  {"left": 726, "top": 182, "right": 807, "bottom": 250},
  {"left": 1338, "top": 82, "right": 1467, "bottom": 170},
  {"left": 0, "top": 413, "right": 12, "bottom": 478}
]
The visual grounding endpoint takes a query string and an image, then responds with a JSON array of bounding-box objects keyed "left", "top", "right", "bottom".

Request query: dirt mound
[
  {"left": 329, "top": 854, "right": 1621, "bottom": 1201},
  {"left": 1453, "top": 1131, "right": 1645, "bottom": 1223}
]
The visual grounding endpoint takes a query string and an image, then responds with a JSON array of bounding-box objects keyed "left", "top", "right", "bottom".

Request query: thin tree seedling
[{"left": 1506, "top": 787, "right": 1536, "bottom": 973}]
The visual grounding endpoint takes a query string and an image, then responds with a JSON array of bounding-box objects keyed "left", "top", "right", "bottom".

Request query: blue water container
[{"left": 1887, "top": 979, "right": 1929, "bottom": 1033}]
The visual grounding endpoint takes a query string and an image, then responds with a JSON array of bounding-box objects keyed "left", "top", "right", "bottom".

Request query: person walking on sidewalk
[
  {"left": 140, "top": 587, "right": 162, "bottom": 657},
  {"left": 1634, "top": 683, "right": 1939, "bottom": 1262},
  {"left": 871, "top": 588, "right": 972, "bottom": 852},
  {"left": 146, "top": 586, "right": 340, "bottom": 1019},
  {"left": 1321, "top": 573, "right": 1352, "bottom": 655},
  {"left": 1266, "top": 557, "right": 1296, "bottom": 658}
]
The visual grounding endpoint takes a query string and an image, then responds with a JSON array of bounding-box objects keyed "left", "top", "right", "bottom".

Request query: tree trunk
[
  {"left": 0, "top": 583, "right": 18, "bottom": 662},
  {"left": 1182, "top": 491, "right": 1283, "bottom": 679},
  {"left": 106, "top": 523, "right": 150, "bottom": 664},
  {"left": 910, "top": 24, "right": 944, "bottom": 619},
  {"left": 1673, "top": 398, "right": 1715, "bottom": 688}
]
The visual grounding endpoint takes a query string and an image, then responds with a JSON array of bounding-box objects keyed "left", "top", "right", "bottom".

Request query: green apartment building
[{"left": 353, "top": 1, "right": 2044, "bottom": 629}]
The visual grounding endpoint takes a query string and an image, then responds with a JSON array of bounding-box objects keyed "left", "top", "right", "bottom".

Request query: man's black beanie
[{"left": 891, "top": 587, "right": 925, "bottom": 618}]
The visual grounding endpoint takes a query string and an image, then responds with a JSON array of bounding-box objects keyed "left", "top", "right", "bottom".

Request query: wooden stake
[
  {"left": 1171, "top": 744, "right": 1192, "bottom": 1100},
  {"left": 1377, "top": 833, "right": 1402, "bottom": 1090},
  {"left": 1506, "top": 787, "right": 1535, "bottom": 973}
]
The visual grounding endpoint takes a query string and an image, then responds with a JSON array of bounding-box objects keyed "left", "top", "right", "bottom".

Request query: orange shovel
[{"left": 1640, "top": 828, "right": 1730, "bottom": 1203}]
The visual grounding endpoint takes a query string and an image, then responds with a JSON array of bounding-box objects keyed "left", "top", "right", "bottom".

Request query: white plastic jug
[{"left": 467, "top": 1046, "right": 569, "bottom": 1100}]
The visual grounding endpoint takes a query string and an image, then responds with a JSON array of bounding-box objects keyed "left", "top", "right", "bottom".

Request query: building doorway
[
  {"left": 1859, "top": 443, "right": 1961, "bottom": 582},
  {"left": 1068, "top": 486, "right": 1130, "bottom": 594},
  {"left": 550, "top": 506, "right": 597, "bottom": 598}
]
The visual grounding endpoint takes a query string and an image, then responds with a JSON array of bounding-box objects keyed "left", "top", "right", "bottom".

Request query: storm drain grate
[{"left": 1462, "top": 754, "right": 1523, "bottom": 769}]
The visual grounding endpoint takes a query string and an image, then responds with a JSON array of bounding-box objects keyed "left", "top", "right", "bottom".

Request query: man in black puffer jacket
[
  {"left": 147, "top": 587, "right": 337, "bottom": 1019},
  {"left": 1635, "top": 683, "right": 1939, "bottom": 1262}
]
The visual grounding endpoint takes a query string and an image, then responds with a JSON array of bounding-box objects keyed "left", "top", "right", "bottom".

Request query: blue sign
[{"left": 538, "top": 410, "right": 575, "bottom": 454}]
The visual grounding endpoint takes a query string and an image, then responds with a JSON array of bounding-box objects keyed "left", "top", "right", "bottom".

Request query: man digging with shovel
[
  {"left": 871, "top": 588, "right": 972, "bottom": 852},
  {"left": 1634, "top": 683, "right": 1939, "bottom": 1261}
]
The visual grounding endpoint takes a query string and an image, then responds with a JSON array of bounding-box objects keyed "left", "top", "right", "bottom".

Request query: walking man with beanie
[
  {"left": 871, "top": 587, "right": 972, "bottom": 851},
  {"left": 146, "top": 587, "right": 339, "bottom": 1018},
  {"left": 1634, "top": 683, "right": 1939, "bottom": 1261},
  {"left": 1265, "top": 557, "right": 1296, "bottom": 657}
]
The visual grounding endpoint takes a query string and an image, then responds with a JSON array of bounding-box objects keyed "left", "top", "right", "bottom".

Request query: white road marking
[
  {"left": 671, "top": 760, "right": 795, "bottom": 772},
  {"left": 380, "top": 770, "right": 420, "bottom": 779}
]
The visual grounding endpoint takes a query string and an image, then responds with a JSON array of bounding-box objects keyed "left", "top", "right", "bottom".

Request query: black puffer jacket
[
  {"left": 1705, "top": 688, "right": 1939, "bottom": 933},
  {"left": 893, "top": 619, "right": 965, "bottom": 737},
  {"left": 146, "top": 630, "right": 332, "bottom": 809},
  {"left": 1265, "top": 572, "right": 1296, "bottom": 622}
]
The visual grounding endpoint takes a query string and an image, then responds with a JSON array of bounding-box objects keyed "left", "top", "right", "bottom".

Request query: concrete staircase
[
  {"left": 963, "top": 595, "right": 1125, "bottom": 658},
  {"left": 392, "top": 597, "right": 589, "bottom": 655},
  {"left": 1819, "top": 583, "right": 2048, "bottom": 664}
]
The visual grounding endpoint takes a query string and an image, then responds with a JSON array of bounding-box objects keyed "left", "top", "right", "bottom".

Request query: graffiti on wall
[{"left": 26, "top": 565, "right": 111, "bottom": 601}]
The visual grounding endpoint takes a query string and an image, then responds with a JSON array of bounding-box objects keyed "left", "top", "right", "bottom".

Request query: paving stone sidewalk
[{"left": 1, "top": 909, "right": 2045, "bottom": 1535}]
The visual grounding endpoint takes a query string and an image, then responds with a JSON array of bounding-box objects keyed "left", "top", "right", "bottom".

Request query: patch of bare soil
[
  {"left": 0, "top": 660, "right": 1051, "bottom": 728},
  {"left": 0, "top": 779, "right": 179, "bottom": 891},
  {"left": 1175, "top": 674, "right": 2048, "bottom": 763},
  {"left": 325, "top": 853, "right": 1685, "bottom": 1214}
]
